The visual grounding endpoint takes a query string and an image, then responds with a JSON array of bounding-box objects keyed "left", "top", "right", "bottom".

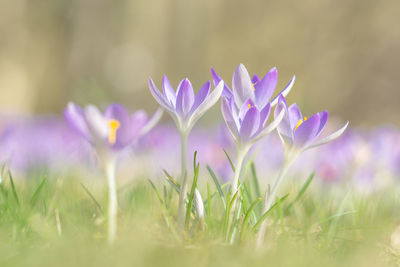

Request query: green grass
[{"left": 0, "top": 164, "right": 399, "bottom": 267}]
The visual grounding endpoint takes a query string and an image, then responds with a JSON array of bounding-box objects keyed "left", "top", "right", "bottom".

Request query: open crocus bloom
[
  {"left": 211, "top": 63, "right": 295, "bottom": 109},
  {"left": 221, "top": 97, "right": 283, "bottom": 146},
  {"left": 64, "top": 103, "right": 162, "bottom": 151},
  {"left": 148, "top": 75, "right": 224, "bottom": 134},
  {"left": 274, "top": 95, "right": 349, "bottom": 151},
  {"left": 217, "top": 63, "right": 294, "bottom": 147}
]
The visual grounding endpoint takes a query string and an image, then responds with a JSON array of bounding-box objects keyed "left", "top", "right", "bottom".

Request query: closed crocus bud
[{"left": 194, "top": 188, "right": 205, "bottom": 226}]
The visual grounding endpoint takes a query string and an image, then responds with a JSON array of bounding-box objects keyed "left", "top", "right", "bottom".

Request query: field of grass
[{"left": 0, "top": 163, "right": 399, "bottom": 267}]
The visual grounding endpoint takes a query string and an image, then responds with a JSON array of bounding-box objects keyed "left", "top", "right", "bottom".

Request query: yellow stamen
[
  {"left": 108, "top": 119, "right": 120, "bottom": 144},
  {"left": 252, "top": 82, "right": 257, "bottom": 91},
  {"left": 248, "top": 103, "right": 252, "bottom": 109},
  {"left": 295, "top": 117, "right": 307, "bottom": 131}
]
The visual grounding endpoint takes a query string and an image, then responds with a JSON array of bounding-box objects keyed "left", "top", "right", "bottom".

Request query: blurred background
[{"left": 0, "top": 0, "right": 399, "bottom": 126}]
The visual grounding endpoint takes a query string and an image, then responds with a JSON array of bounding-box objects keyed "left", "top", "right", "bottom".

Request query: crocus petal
[
  {"left": 190, "top": 81, "right": 210, "bottom": 114},
  {"left": 275, "top": 95, "right": 293, "bottom": 144},
  {"left": 259, "top": 103, "right": 271, "bottom": 129},
  {"left": 288, "top": 103, "right": 303, "bottom": 129},
  {"left": 138, "top": 108, "right": 163, "bottom": 137},
  {"left": 211, "top": 68, "right": 233, "bottom": 99},
  {"left": 293, "top": 113, "right": 320, "bottom": 148},
  {"left": 253, "top": 107, "right": 285, "bottom": 143},
  {"left": 187, "top": 81, "right": 224, "bottom": 131},
  {"left": 84, "top": 105, "right": 108, "bottom": 142},
  {"left": 251, "top": 74, "right": 260, "bottom": 84},
  {"left": 176, "top": 79, "right": 195, "bottom": 116},
  {"left": 306, "top": 121, "right": 349, "bottom": 150},
  {"left": 238, "top": 98, "right": 256, "bottom": 121},
  {"left": 194, "top": 188, "right": 205, "bottom": 220},
  {"left": 232, "top": 64, "right": 255, "bottom": 108},
  {"left": 104, "top": 103, "right": 133, "bottom": 149},
  {"left": 162, "top": 75, "right": 176, "bottom": 107},
  {"left": 254, "top": 67, "right": 277, "bottom": 109},
  {"left": 270, "top": 75, "right": 296, "bottom": 107},
  {"left": 63, "top": 102, "right": 91, "bottom": 141},
  {"left": 239, "top": 107, "right": 260, "bottom": 143},
  {"left": 221, "top": 97, "right": 240, "bottom": 141},
  {"left": 316, "top": 111, "right": 328, "bottom": 137},
  {"left": 148, "top": 78, "right": 174, "bottom": 112}
]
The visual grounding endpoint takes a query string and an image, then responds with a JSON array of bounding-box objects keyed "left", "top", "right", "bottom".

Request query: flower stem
[
  {"left": 105, "top": 157, "right": 117, "bottom": 244},
  {"left": 256, "top": 151, "right": 297, "bottom": 247},
  {"left": 231, "top": 147, "right": 248, "bottom": 198},
  {"left": 226, "top": 145, "right": 249, "bottom": 241},
  {"left": 177, "top": 132, "right": 188, "bottom": 230}
]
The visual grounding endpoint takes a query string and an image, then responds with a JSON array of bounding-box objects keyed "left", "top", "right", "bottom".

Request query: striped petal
[
  {"left": 232, "top": 64, "right": 255, "bottom": 108},
  {"left": 293, "top": 113, "right": 320, "bottom": 148}
]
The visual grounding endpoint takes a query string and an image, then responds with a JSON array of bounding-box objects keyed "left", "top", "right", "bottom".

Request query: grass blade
[
  {"left": 163, "top": 170, "right": 180, "bottom": 194},
  {"left": 240, "top": 197, "right": 262, "bottom": 240},
  {"left": 185, "top": 160, "right": 200, "bottom": 228},
  {"left": 207, "top": 165, "right": 226, "bottom": 209},
  {"left": 243, "top": 197, "right": 262, "bottom": 227},
  {"left": 253, "top": 194, "right": 289, "bottom": 231},
  {"left": 148, "top": 179, "right": 164, "bottom": 205},
  {"left": 319, "top": 210, "right": 357, "bottom": 224},
  {"left": 8, "top": 170, "right": 19, "bottom": 207},
  {"left": 206, "top": 183, "right": 211, "bottom": 220},
  {"left": 285, "top": 172, "right": 315, "bottom": 212},
  {"left": 0, "top": 160, "right": 7, "bottom": 184},
  {"left": 30, "top": 177, "right": 47, "bottom": 207},
  {"left": 80, "top": 183, "right": 104, "bottom": 214},
  {"left": 223, "top": 149, "right": 235, "bottom": 172},
  {"left": 250, "top": 163, "right": 261, "bottom": 198}
]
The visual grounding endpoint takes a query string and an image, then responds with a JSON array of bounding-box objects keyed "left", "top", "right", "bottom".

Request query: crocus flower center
[
  {"left": 252, "top": 82, "right": 257, "bottom": 91},
  {"left": 108, "top": 119, "right": 120, "bottom": 144},
  {"left": 248, "top": 103, "right": 253, "bottom": 109},
  {"left": 295, "top": 117, "right": 308, "bottom": 131}
]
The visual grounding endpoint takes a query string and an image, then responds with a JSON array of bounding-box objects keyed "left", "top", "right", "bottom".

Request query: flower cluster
[{"left": 0, "top": 63, "right": 349, "bottom": 244}]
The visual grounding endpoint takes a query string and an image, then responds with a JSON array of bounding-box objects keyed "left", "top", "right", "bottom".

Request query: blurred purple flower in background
[
  {"left": 0, "top": 116, "right": 90, "bottom": 173},
  {"left": 63, "top": 102, "right": 162, "bottom": 244},
  {"left": 64, "top": 102, "right": 162, "bottom": 152}
]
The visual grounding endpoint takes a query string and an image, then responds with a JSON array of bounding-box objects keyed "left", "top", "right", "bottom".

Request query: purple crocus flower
[
  {"left": 63, "top": 102, "right": 162, "bottom": 244},
  {"left": 148, "top": 75, "right": 223, "bottom": 229},
  {"left": 64, "top": 103, "right": 162, "bottom": 152},
  {"left": 257, "top": 95, "right": 349, "bottom": 245},
  {"left": 274, "top": 95, "right": 349, "bottom": 153},
  {"left": 211, "top": 63, "right": 295, "bottom": 109},
  {"left": 214, "top": 64, "right": 294, "bottom": 235},
  {"left": 148, "top": 76, "right": 224, "bottom": 134}
]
